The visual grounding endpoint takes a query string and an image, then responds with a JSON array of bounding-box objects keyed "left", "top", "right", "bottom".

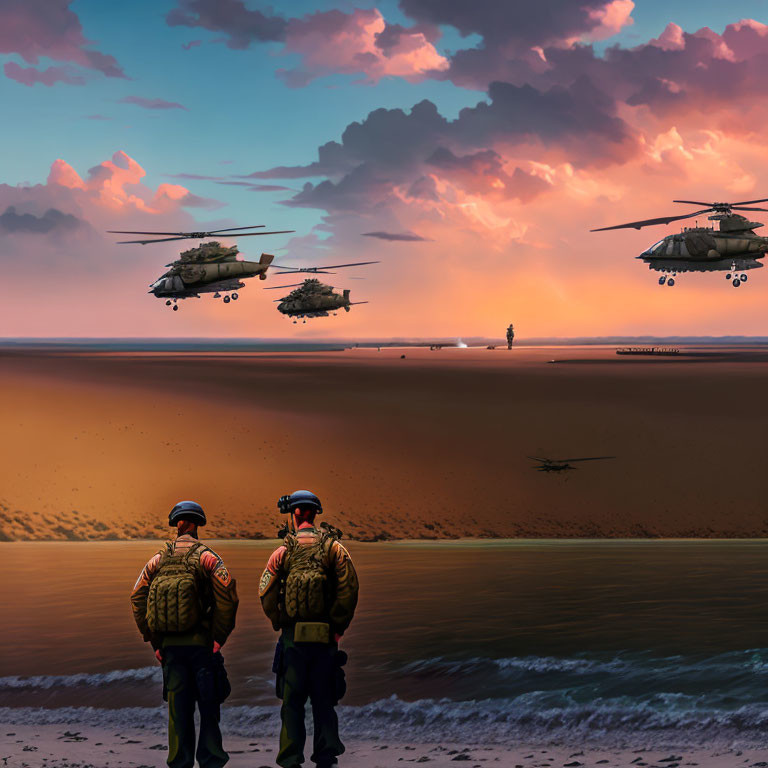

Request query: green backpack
[
  {"left": 147, "top": 541, "right": 206, "bottom": 634},
  {"left": 281, "top": 528, "right": 339, "bottom": 623}
]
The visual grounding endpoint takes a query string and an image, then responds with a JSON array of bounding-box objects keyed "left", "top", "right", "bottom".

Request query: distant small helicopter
[
  {"left": 529, "top": 456, "right": 615, "bottom": 472},
  {"left": 266, "top": 278, "right": 368, "bottom": 322},
  {"left": 591, "top": 198, "right": 768, "bottom": 288},
  {"left": 109, "top": 226, "right": 377, "bottom": 310}
]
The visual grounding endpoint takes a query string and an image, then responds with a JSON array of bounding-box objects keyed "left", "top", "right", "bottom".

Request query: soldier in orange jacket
[
  {"left": 260, "top": 490, "right": 359, "bottom": 768},
  {"left": 131, "top": 501, "right": 238, "bottom": 768}
]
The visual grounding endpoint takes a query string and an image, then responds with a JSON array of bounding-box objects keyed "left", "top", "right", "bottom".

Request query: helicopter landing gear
[
  {"left": 165, "top": 300, "right": 172, "bottom": 306},
  {"left": 232, "top": 292, "right": 239, "bottom": 300},
  {"left": 658, "top": 270, "right": 677, "bottom": 286},
  {"left": 223, "top": 295, "right": 231, "bottom": 304},
  {"left": 213, "top": 292, "right": 221, "bottom": 299},
  {"left": 741, "top": 274, "right": 748, "bottom": 282},
  {"left": 172, "top": 305, "right": 179, "bottom": 311},
  {"left": 733, "top": 278, "right": 741, "bottom": 287}
]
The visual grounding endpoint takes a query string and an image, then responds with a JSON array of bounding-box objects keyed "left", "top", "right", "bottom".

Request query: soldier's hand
[
  {"left": 154, "top": 649, "right": 163, "bottom": 663},
  {"left": 213, "top": 641, "right": 221, "bottom": 654}
]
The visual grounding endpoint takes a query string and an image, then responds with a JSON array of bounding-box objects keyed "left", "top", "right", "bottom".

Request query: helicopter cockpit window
[{"left": 645, "top": 239, "right": 666, "bottom": 254}]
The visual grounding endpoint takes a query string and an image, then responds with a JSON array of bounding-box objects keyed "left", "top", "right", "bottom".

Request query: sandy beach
[
  {"left": 2, "top": 344, "right": 768, "bottom": 540},
  {"left": 1, "top": 720, "right": 765, "bottom": 768}
]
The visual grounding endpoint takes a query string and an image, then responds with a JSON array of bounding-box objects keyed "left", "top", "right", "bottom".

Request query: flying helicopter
[
  {"left": 528, "top": 456, "right": 615, "bottom": 472},
  {"left": 591, "top": 199, "right": 768, "bottom": 288},
  {"left": 108, "top": 226, "right": 377, "bottom": 310},
  {"left": 265, "top": 278, "right": 368, "bottom": 322}
]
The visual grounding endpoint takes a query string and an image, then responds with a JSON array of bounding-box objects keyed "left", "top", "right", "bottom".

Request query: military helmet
[
  {"left": 169, "top": 500, "right": 207, "bottom": 526},
  {"left": 288, "top": 489, "right": 323, "bottom": 514}
]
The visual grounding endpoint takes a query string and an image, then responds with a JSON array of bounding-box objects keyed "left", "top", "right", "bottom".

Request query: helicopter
[
  {"left": 108, "top": 226, "right": 377, "bottom": 310},
  {"left": 528, "top": 456, "right": 615, "bottom": 472},
  {"left": 591, "top": 199, "right": 768, "bottom": 288},
  {"left": 265, "top": 278, "right": 368, "bottom": 322}
]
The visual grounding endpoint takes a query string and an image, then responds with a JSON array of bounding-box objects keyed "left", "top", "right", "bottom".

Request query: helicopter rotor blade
[
  {"left": 591, "top": 210, "right": 711, "bottom": 232},
  {"left": 112, "top": 229, "right": 293, "bottom": 244},
  {"left": 263, "top": 283, "right": 306, "bottom": 290},
  {"left": 217, "top": 230, "right": 294, "bottom": 237},
  {"left": 271, "top": 260, "right": 379, "bottom": 273},
  {"left": 672, "top": 197, "right": 768, "bottom": 207},
  {"left": 117, "top": 236, "right": 194, "bottom": 244},
  {"left": 109, "top": 225, "right": 268, "bottom": 235},
  {"left": 730, "top": 197, "right": 768, "bottom": 206},
  {"left": 731, "top": 206, "right": 768, "bottom": 212},
  {"left": 527, "top": 456, "right": 552, "bottom": 463},
  {"left": 205, "top": 225, "right": 266, "bottom": 233},
  {"left": 109, "top": 230, "right": 191, "bottom": 235}
]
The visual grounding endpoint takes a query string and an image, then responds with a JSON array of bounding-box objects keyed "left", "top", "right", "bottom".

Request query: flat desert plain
[{"left": 1, "top": 344, "right": 767, "bottom": 540}]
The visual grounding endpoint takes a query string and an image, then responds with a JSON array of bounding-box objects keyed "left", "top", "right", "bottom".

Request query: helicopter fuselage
[
  {"left": 639, "top": 226, "right": 768, "bottom": 272},
  {"left": 277, "top": 289, "right": 352, "bottom": 318},
  {"left": 149, "top": 255, "right": 273, "bottom": 298},
  {"left": 637, "top": 216, "right": 768, "bottom": 288}
]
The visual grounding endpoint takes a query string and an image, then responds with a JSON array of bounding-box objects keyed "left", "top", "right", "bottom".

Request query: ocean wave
[
  {"left": 0, "top": 666, "right": 160, "bottom": 690},
  {"left": 4, "top": 695, "right": 768, "bottom": 747},
  {"left": 398, "top": 648, "right": 768, "bottom": 680}
]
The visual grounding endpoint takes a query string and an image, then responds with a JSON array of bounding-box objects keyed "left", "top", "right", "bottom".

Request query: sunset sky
[{"left": 3, "top": 0, "right": 768, "bottom": 338}]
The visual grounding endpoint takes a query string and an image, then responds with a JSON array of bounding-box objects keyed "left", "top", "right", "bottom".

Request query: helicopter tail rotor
[{"left": 258, "top": 252, "right": 274, "bottom": 279}]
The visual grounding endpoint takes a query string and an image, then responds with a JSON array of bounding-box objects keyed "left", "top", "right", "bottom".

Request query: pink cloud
[
  {"left": 119, "top": 95, "right": 187, "bottom": 111},
  {"left": 277, "top": 8, "right": 448, "bottom": 86},
  {"left": 584, "top": 0, "right": 635, "bottom": 41},
  {"left": 3, "top": 61, "right": 84, "bottom": 86},
  {"left": 649, "top": 23, "right": 685, "bottom": 51},
  {"left": 0, "top": 0, "right": 125, "bottom": 84},
  {"left": 44, "top": 151, "right": 221, "bottom": 215}
]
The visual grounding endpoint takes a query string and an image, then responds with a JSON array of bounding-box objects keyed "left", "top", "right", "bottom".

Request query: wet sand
[
  {"left": 2, "top": 345, "right": 768, "bottom": 540},
  {"left": 0, "top": 722, "right": 762, "bottom": 768}
]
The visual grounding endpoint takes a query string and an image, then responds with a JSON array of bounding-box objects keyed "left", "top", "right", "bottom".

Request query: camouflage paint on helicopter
[
  {"left": 269, "top": 279, "right": 368, "bottom": 323},
  {"left": 592, "top": 199, "right": 768, "bottom": 288},
  {"left": 148, "top": 242, "right": 274, "bottom": 309}
]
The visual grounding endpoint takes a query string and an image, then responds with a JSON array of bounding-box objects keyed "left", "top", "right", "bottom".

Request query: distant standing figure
[
  {"left": 130, "top": 501, "right": 239, "bottom": 768},
  {"left": 506, "top": 323, "right": 515, "bottom": 349},
  {"left": 260, "top": 490, "right": 359, "bottom": 768}
]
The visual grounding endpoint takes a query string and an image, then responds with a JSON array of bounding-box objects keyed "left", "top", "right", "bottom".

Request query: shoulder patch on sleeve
[
  {"left": 214, "top": 565, "right": 231, "bottom": 587},
  {"left": 259, "top": 569, "right": 273, "bottom": 597}
]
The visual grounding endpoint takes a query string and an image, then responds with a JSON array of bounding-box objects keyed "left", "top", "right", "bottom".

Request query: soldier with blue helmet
[
  {"left": 131, "top": 501, "right": 238, "bottom": 768},
  {"left": 260, "top": 490, "right": 359, "bottom": 768}
]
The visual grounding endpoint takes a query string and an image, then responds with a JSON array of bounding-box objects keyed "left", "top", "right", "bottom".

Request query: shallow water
[{"left": 3, "top": 540, "right": 768, "bottom": 741}]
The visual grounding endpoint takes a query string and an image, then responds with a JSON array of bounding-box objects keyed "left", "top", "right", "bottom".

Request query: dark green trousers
[
  {"left": 275, "top": 630, "right": 346, "bottom": 768},
  {"left": 162, "top": 646, "right": 229, "bottom": 768}
]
